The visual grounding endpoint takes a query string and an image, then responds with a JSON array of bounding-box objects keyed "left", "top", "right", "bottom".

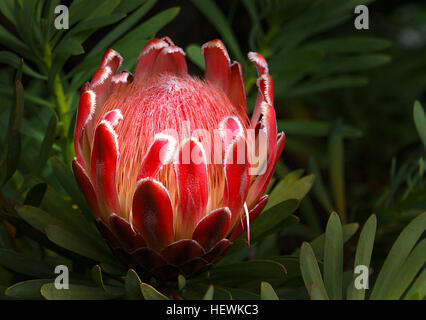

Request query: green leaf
[
  {"left": 35, "top": 113, "right": 57, "bottom": 175},
  {"left": 66, "top": 0, "right": 158, "bottom": 82},
  {"left": 0, "top": 249, "right": 57, "bottom": 278},
  {"left": 5, "top": 279, "right": 52, "bottom": 300},
  {"left": 16, "top": 205, "right": 64, "bottom": 234},
  {"left": 328, "top": 120, "right": 346, "bottom": 223},
  {"left": 0, "top": 25, "right": 33, "bottom": 61},
  {"left": 386, "top": 238, "right": 426, "bottom": 300},
  {"left": 2, "top": 129, "right": 21, "bottom": 184},
  {"left": 178, "top": 274, "right": 186, "bottom": 291},
  {"left": 2, "top": 79, "right": 24, "bottom": 185},
  {"left": 113, "top": 7, "right": 180, "bottom": 68},
  {"left": 125, "top": 269, "right": 143, "bottom": 300},
  {"left": 50, "top": 156, "right": 92, "bottom": 221},
  {"left": 283, "top": 76, "right": 368, "bottom": 98},
  {"left": 267, "top": 174, "right": 314, "bottom": 209},
  {"left": 321, "top": 54, "right": 391, "bottom": 74},
  {"left": 69, "top": 0, "right": 119, "bottom": 26},
  {"left": 310, "top": 282, "right": 328, "bottom": 300},
  {"left": 190, "top": 0, "right": 244, "bottom": 63},
  {"left": 323, "top": 212, "right": 343, "bottom": 300},
  {"left": 0, "top": 51, "right": 46, "bottom": 79},
  {"left": 45, "top": 225, "right": 115, "bottom": 265},
  {"left": 294, "top": 222, "right": 359, "bottom": 260},
  {"left": 203, "top": 260, "right": 287, "bottom": 285},
  {"left": 0, "top": 0, "right": 17, "bottom": 27},
  {"left": 304, "top": 37, "right": 391, "bottom": 54},
  {"left": 41, "top": 283, "right": 115, "bottom": 300},
  {"left": 203, "top": 285, "right": 214, "bottom": 300},
  {"left": 24, "top": 182, "right": 47, "bottom": 207},
  {"left": 249, "top": 199, "right": 299, "bottom": 242},
  {"left": 260, "top": 281, "right": 279, "bottom": 300},
  {"left": 403, "top": 268, "right": 426, "bottom": 300},
  {"left": 413, "top": 101, "right": 426, "bottom": 149},
  {"left": 278, "top": 120, "right": 362, "bottom": 139},
  {"left": 299, "top": 242, "right": 329, "bottom": 300},
  {"left": 370, "top": 212, "right": 426, "bottom": 299},
  {"left": 140, "top": 283, "right": 169, "bottom": 300},
  {"left": 90, "top": 264, "right": 104, "bottom": 287},
  {"left": 227, "top": 288, "right": 259, "bottom": 300},
  {"left": 308, "top": 157, "right": 333, "bottom": 213},
  {"left": 0, "top": 265, "right": 13, "bottom": 286},
  {"left": 90, "top": 265, "right": 124, "bottom": 296},
  {"left": 186, "top": 44, "right": 204, "bottom": 70},
  {"left": 347, "top": 214, "right": 377, "bottom": 300}
]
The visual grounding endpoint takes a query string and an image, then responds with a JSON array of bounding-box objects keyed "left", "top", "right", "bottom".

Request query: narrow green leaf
[
  {"left": 0, "top": 0, "right": 17, "bottom": 27},
  {"left": 186, "top": 44, "right": 204, "bottom": 70},
  {"left": 370, "top": 212, "right": 426, "bottom": 299},
  {"left": 310, "top": 282, "right": 328, "bottom": 300},
  {"left": 16, "top": 205, "right": 64, "bottom": 234},
  {"left": 41, "top": 283, "right": 115, "bottom": 300},
  {"left": 328, "top": 120, "right": 346, "bottom": 223},
  {"left": 190, "top": 0, "right": 244, "bottom": 63},
  {"left": 283, "top": 76, "right": 368, "bottom": 98},
  {"left": 178, "top": 274, "right": 186, "bottom": 291},
  {"left": 140, "top": 283, "right": 169, "bottom": 300},
  {"left": 305, "top": 37, "right": 391, "bottom": 54},
  {"left": 0, "top": 265, "right": 13, "bottom": 286},
  {"left": 125, "top": 269, "right": 143, "bottom": 300},
  {"left": 0, "top": 51, "right": 46, "bottom": 79},
  {"left": 323, "top": 212, "right": 343, "bottom": 300},
  {"left": 308, "top": 157, "right": 333, "bottom": 213},
  {"left": 413, "top": 101, "right": 426, "bottom": 149},
  {"left": 260, "top": 281, "right": 279, "bottom": 300},
  {"left": 3, "top": 129, "right": 21, "bottom": 184},
  {"left": 313, "top": 54, "right": 391, "bottom": 75},
  {"left": 66, "top": 0, "right": 157, "bottom": 81},
  {"left": 5, "top": 279, "right": 51, "bottom": 300},
  {"left": 386, "top": 238, "right": 426, "bottom": 300},
  {"left": 347, "top": 214, "right": 376, "bottom": 300},
  {"left": 113, "top": 7, "right": 180, "bottom": 67},
  {"left": 50, "top": 156, "right": 92, "bottom": 221},
  {"left": 249, "top": 199, "right": 299, "bottom": 242},
  {"left": 278, "top": 120, "right": 362, "bottom": 139},
  {"left": 267, "top": 174, "right": 314, "bottom": 209},
  {"left": 203, "top": 285, "right": 214, "bottom": 300},
  {"left": 90, "top": 265, "right": 104, "bottom": 287},
  {"left": 2, "top": 80, "right": 24, "bottom": 184},
  {"left": 24, "top": 183, "right": 47, "bottom": 207},
  {"left": 404, "top": 268, "right": 426, "bottom": 300},
  {"left": 299, "top": 242, "right": 329, "bottom": 300},
  {"left": 294, "top": 223, "right": 359, "bottom": 260},
  {"left": 0, "top": 25, "right": 33, "bottom": 61},
  {"left": 45, "top": 225, "right": 115, "bottom": 265},
  {"left": 0, "top": 249, "right": 56, "bottom": 278},
  {"left": 35, "top": 113, "right": 57, "bottom": 175},
  {"left": 204, "top": 260, "right": 287, "bottom": 285}
]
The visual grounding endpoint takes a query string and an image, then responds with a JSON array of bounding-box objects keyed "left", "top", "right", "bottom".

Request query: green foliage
[{"left": 300, "top": 212, "right": 426, "bottom": 300}]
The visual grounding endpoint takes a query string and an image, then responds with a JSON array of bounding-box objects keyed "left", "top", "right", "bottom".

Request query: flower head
[{"left": 73, "top": 37, "right": 285, "bottom": 279}]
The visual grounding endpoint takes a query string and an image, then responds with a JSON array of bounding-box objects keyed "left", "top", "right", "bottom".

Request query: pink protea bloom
[{"left": 72, "top": 37, "right": 285, "bottom": 279}]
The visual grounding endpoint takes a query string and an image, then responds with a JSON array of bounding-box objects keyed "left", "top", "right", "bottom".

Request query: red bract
[{"left": 73, "top": 37, "right": 285, "bottom": 280}]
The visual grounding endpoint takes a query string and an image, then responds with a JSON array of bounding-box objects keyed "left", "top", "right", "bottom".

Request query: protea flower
[{"left": 72, "top": 37, "right": 285, "bottom": 280}]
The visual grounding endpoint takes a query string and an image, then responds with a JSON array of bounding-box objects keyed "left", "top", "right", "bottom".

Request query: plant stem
[{"left": 44, "top": 43, "right": 73, "bottom": 165}]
